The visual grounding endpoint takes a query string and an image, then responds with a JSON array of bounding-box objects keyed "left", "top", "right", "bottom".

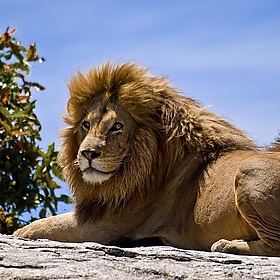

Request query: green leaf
[
  {"left": 26, "top": 44, "right": 37, "bottom": 62},
  {"left": 24, "top": 102, "right": 34, "bottom": 115},
  {"left": 18, "top": 45, "right": 27, "bottom": 53},
  {"left": 39, "top": 207, "right": 46, "bottom": 218},
  {"left": 45, "top": 173, "right": 58, "bottom": 189},
  {"left": 0, "top": 107, "right": 10, "bottom": 117},
  {"left": 8, "top": 112, "right": 27, "bottom": 118},
  {"left": 46, "top": 142, "right": 55, "bottom": 155},
  {"left": 26, "top": 82, "right": 45, "bottom": 91},
  {"left": 10, "top": 61, "right": 30, "bottom": 74},
  {"left": 4, "top": 51, "right": 13, "bottom": 60},
  {"left": 59, "top": 195, "right": 72, "bottom": 204},
  {"left": 52, "top": 163, "right": 64, "bottom": 181}
]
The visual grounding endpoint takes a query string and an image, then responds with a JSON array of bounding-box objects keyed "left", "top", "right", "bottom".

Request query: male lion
[{"left": 14, "top": 62, "right": 280, "bottom": 256}]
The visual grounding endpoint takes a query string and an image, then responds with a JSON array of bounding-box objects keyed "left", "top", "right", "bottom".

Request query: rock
[{"left": 0, "top": 234, "right": 279, "bottom": 279}]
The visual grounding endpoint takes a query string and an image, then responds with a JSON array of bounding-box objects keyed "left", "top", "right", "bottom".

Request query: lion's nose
[{"left": 81, "top": 150, "right": 101, "bottom": 160}]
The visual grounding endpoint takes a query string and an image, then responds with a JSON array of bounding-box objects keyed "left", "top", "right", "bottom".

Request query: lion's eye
[
  {"left": 111, "top": 122, "right": 123, "bottom": 132},
  {"left": 82, "top": 121, "right": 90, "bottom": 130}
]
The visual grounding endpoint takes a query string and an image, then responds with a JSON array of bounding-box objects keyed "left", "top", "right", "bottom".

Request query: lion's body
[{"left": 14, "top": 62, "right": 280, "bottom": 256}]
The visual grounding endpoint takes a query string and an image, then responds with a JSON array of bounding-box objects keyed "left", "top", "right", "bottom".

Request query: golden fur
[
  {"left": 269, "top": 137, "right": 280, "bottom": 152},
  {"left": 14, "top": 62, "right": 280, "bottom": 256},
  {"left": 58, "top": 62, "right": 255, "bottom": 217}
]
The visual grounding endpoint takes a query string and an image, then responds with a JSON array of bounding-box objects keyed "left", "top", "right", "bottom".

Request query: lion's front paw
[
  {"left": 13, "top": 220, "right": 49, "bottom": 240},
  {"left": 13, "top": 227, "right": 33, "bottom": 240},
  {"left": 211, "top": 239, "right": 231, "bottom": 252},
  {"left": 211, "top": 239, "right": 247, "bottom": 255}
]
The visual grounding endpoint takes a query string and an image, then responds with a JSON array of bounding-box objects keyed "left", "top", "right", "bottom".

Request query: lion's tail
[{"left": 268, "top": 135, "right": 280, "bottom": 152}]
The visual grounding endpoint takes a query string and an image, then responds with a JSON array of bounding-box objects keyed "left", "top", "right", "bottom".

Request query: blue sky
[{"left": 2, "top": 0, "right": 280, "bottom": 213}]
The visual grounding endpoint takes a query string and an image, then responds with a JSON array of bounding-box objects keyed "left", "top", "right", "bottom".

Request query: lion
[{"left": 14, "top": 62, "right": 280, "bottom": 256}]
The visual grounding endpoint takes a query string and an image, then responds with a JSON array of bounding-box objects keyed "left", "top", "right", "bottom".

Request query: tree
[{"left": 0, "top": 28, "right": 71, "bottom": 234}]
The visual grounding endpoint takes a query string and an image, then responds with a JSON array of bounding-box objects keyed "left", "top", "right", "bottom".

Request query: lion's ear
[
  {"left": 65, "top": 99, "right": 73, "bottom": 119},
  {"left": 63, "top": 97, "right": 87, "bottom": 128},
  {"left": 61, "top": 99, "right": 75, "bottom": 126}
]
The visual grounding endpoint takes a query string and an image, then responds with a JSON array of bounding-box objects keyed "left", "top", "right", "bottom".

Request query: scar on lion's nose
[{"left": 81, "top": 150, "right": 101, "bottom": 160}]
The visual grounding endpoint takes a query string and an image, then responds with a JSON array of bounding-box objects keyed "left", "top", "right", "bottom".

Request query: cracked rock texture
[{"left": 0, "top": 234, "right": 280, "bottom": 279}]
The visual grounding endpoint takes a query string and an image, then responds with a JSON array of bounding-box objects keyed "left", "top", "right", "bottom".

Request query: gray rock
[{"left": 0, "top": 234, "right": 279, "bottom": 279}]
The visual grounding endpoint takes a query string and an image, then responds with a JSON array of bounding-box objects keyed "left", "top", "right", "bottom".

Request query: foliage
[{"left": 0, "top": 28, "right": 71, "bottom": 234}]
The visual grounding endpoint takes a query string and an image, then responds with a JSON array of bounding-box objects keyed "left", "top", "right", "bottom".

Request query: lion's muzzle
[
  {"left": 78, "top": 148, "right": 117, "bottom": 185},
  {"left": 81, "top": 149, "right": 102, "bottom": 161}
]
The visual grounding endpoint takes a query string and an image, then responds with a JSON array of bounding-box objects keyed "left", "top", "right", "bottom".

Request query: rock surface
[{"left": 0, "top": 234, "right": 280, "bottom": 279}]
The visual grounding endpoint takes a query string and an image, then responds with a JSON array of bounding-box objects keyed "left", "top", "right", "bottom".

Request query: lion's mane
[
  {"left": 269, "top": 137, "right": 280, "bottom": 152},
  {"left": 58, "top": 62, "right": 256, "bottom": 220}
]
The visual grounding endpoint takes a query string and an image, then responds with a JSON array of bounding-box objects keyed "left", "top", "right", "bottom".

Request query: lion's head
[
  {"left": 76, "top": 101, "right": 137, "bottom": 185},
  {"left": 58, "top": 62, "right": 255, "bottom": 219}
]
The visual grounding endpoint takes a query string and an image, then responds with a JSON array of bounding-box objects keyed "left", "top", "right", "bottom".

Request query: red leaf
[
  {"left": 2, "top": 91, "right": 10, "bottom": 105},
  {"left": 8, "top": 28, "right": 17, "bottom": 35}
]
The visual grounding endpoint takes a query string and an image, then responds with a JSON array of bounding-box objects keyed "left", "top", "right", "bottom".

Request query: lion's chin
[{"left": 82, "top": 169, "right": 113, "bottom": 185}]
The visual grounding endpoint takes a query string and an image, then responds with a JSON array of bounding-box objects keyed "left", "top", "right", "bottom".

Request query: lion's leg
[
  {"left": 211, "top": 239, "right": 279, "bottom": 256},
  {"left": 212, "top": 155, "right": 280, "bottom": 256},
  {"left": 13, "top": 211, "right": 125, "bottom": 243},
  {"left": 13, "top": 212, "right": 85, "bottom": 242},
  {"left": 13, "top": 212, "right": 112, "bottom": 242}
]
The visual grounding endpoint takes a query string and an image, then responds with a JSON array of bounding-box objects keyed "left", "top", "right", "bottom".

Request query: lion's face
[{"left": 76, "top": 98, "right": 137, "bottom": 185}]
